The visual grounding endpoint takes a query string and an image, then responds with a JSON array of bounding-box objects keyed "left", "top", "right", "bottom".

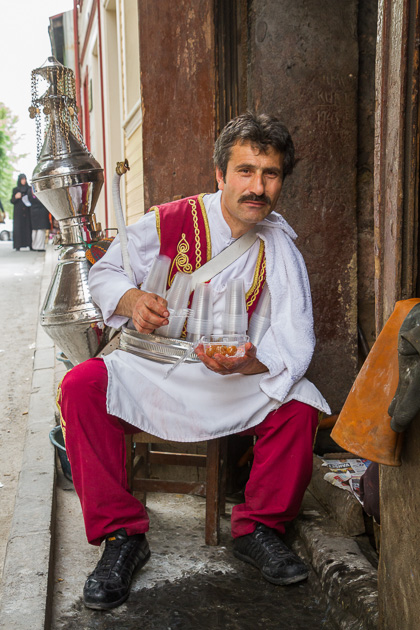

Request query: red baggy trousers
[{"left": 57, "top": 358, "right": 318, "bottom": 546}]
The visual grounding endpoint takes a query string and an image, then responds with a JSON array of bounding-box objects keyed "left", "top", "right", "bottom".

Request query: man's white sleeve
[{"left": 88, "top": 211, "right": 160, "bottom": 328}]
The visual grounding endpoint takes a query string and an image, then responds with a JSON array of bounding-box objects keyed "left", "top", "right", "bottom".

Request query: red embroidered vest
[{"left": 149, "top": 193, "right": 267, "bottom": 321}]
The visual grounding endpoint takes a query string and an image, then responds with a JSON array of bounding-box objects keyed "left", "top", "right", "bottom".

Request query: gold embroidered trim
[
  {"left": 197, "top": 193, "right": 212, "bottom": 261},
  {"left": 188, "top": 198, "right": 203, "bottom": 269},
  {"left": 170, "top": 233, "right": 193, "bottom": 280},
  {"left": 153, "top": 207, "right": 161, "bottom": 244},
  {"left": 246, "top": 240, "right": 266, "bottom": 310},
  {"left": 246, "top": 258, "right": 266, "bottom": 310},
  {"left": 56, "top": 375, "right": 67, "bottom": 443}
]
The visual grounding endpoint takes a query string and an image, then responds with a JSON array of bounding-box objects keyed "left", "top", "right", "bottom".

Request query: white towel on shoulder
[{"left": 256, "top": 213, "right": 316, "bottom": 402}]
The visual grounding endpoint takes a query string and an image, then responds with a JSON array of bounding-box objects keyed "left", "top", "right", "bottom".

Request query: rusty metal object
[{"left": 331, "top": 299, "right": 420, "bottom": 466}]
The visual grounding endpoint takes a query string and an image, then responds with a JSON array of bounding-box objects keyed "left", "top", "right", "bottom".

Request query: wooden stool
[{"left": 125, "top": 433, "right": 228, "bottom": 545}]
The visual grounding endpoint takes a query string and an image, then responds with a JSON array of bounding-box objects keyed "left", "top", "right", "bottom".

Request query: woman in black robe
[
  {"left": 29, "top": 190, "right": 51, "bottom": 251},
  {"left": 10, "top": 174, "right": 32, "bottom": 251}
]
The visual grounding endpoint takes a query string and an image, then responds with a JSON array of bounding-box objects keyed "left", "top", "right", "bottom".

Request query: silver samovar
[{"left": 30, "top": 57, "right": 110, "bottom": 365}]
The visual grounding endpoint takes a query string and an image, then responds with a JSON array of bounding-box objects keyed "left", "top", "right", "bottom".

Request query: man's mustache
[{"left": 238, "top": 193, "right": 271, "bottom": 205}]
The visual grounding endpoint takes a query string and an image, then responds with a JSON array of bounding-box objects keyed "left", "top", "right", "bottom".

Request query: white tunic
[{"left": 89, "top": 192, "right": 330, "bottom": 441}]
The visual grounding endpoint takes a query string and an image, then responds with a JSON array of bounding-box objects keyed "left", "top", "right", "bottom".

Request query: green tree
[{"left": 0, "top": 103, "right": 26, "bottom": 218}]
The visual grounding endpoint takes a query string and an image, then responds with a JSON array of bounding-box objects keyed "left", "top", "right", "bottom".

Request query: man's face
[
  {"left": 216, "top": 141, "right": 284, "bottom": 237},
  {"left": 20, "top": 178, "right": 26, "bottom": 186}
]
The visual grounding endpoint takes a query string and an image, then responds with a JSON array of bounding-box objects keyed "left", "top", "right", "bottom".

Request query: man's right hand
[
  {"left": 115, "top": 288, "right": 169, "bottom": 334},
  {"left": 15, "top": 192, "right": 22, "bottom": 199},
  {"left": 132, "top": 291, "right": 170, "bottom": 333}
]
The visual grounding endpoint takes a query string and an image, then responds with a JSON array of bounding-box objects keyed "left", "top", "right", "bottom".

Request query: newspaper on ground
[{"left": 321, "top": 457, "right": 371, "bottom": 504}]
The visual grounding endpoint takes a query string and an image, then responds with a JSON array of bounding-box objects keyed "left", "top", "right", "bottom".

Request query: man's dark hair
[{"left": 214, "top": 112, "right": 295, "bottom": 180}]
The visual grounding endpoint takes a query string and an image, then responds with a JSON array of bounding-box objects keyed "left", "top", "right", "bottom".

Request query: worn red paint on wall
[{"left": 138, "top": 0, "right": 217, "bottom": 209}]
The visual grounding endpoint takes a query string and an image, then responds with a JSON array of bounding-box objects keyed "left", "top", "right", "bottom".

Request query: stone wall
[
  {"left": 357, "top": 0, "right": 378, "bottom": 356},
  {"left": 247, "top": 0, "right": 360, "bottom": 411},
  {"left": 379, "top": 414, "right": 420, "bottom": 628}
]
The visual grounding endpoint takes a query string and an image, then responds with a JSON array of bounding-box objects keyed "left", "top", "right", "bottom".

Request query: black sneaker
[
  {"left": 83, "top": 528, "right": 150, "bottom": 610},
  {"left": 233, "top": 522, "right": 308, "bottom": 585}
]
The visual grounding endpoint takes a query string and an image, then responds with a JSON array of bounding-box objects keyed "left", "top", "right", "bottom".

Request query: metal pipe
[
  {"left": 96, "top": 0, "right": 109, "bottom": 230},
  {"left": 73, "top": 0, "right": 82, "bottom": 130},
  {"left": 112, "top": 160, "right": 134, "bottom": 283}
]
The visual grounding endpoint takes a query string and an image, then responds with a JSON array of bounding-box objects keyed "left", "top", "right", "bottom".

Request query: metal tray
[{"left": 118, "top": 326, "right": 199, "bottom": 364}]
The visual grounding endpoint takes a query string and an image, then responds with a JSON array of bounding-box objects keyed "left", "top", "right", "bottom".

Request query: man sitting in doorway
[{"left": 57, "top": 111, "right": 330, "bottom": 610}]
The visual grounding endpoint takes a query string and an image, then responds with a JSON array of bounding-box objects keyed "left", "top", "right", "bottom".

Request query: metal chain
[
  {"left": 30, "top": 61, "right": 90, "bottom": 158},
  {"left": 30, "top": 71, "right": 42, "bottom": 159}
]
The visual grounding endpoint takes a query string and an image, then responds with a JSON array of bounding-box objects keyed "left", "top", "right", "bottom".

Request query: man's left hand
[{"left": 195, "top": 341, "right": 268, "bottom": 375}]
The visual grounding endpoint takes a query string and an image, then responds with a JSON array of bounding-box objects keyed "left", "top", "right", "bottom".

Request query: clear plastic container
[
  {"left": 141, "top": 255, "right": 171, "bottom": 297},
  {"left": 254, "top": 283, "right": 271, "bottom": 318},
  {"left": 222, "top": 313, "right": 249, "bottom": 335},
  {"left": 166, "top": 272, "right": 192, "bottom": 311},
  {"left": 155, "top": 308, "right": 191, "bottom": 338},
  {"left": 248, "top": 313, "right": 270, "bottom": 346},
  {"left": 223, "top": 278, "right": 247, "bottom": 334},
  {"left": 225, "top": 278, "right": 246, "bottom": 314},
  {"left": 186, "top": 283, "right": 214, "bottom": 342},
  {"left": 200, "top": 334, "right": 249, "bottom": 358},
  {"left": 248, "top": 283, "right": 271, "bottom": 345}
]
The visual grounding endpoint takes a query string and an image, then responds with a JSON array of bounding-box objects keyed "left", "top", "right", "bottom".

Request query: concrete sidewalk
[
  {"left": 0, "top": 246, "right": 379, "bottom": 630},
  {"left": 0, "top": 245, "right": 58, "bottom": 630}
]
